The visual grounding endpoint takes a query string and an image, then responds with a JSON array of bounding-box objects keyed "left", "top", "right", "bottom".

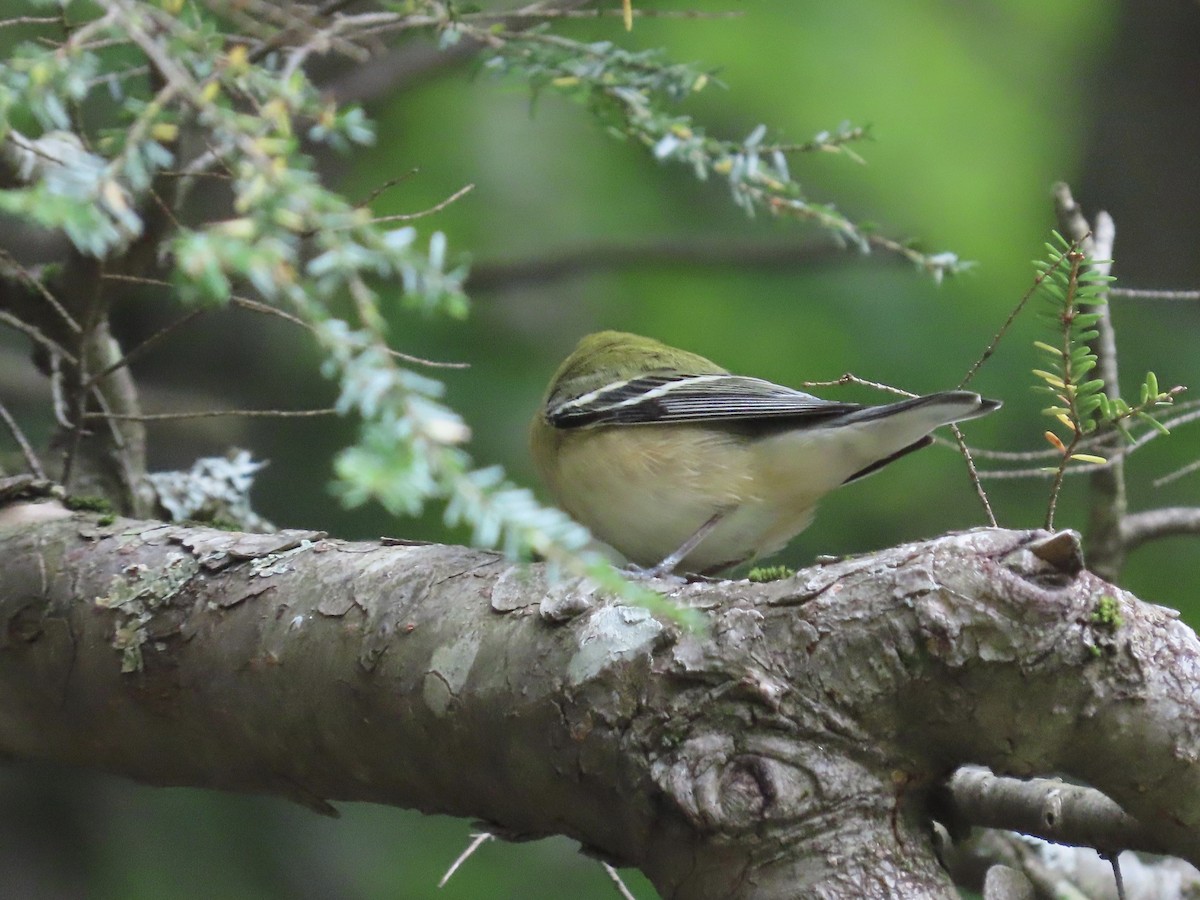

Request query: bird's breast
[{"left": 548, "top": 424, "right": 757, "bottom": 568}]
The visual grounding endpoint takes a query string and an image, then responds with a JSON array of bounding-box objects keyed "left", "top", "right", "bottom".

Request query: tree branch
[
  {"left": 322, "top": 0, "right": 599, "bottom": 105},
  {"left": 3, "top": 515, "right": 1200, "bottom": 898},
  {"left": 465, "top": 237, "right": 870, "bottom": 294},
  {"left": 1120, "top": 507, "right": 1200, "bottom": 551}
]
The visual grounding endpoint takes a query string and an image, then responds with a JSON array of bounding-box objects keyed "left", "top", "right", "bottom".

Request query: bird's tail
[
  {"left": 833, "top": 391, "right": 1000, "bottom": 484},
  {"left": 837, "top": 390, "right": 1001, "bottom": 428}
]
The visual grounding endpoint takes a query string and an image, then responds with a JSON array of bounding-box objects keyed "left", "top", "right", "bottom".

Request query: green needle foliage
[
  {"left": 475, "top": 23, "right": 964, "bottom": 278},
  {"left": 1032, "top": 231, "right": 1180, "bottom": 527}
]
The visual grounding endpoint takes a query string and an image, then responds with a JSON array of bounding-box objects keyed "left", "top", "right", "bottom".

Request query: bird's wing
[{"left": 546, "top": 372, "right": 861, "bottom": 428}]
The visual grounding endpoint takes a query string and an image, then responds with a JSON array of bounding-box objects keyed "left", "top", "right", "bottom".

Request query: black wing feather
[{"left": 547, "top": 373, "right": 862, "bottom": 429}]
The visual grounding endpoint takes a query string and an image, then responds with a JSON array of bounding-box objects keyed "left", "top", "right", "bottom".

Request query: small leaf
[
  {"left": 1137, "top": 411, "right": 1171, "bottom": 436},
  {"left": 1044, "top": 431, "right": 1067, "bottom": 453},
  {"left": 1032, "top": 369, "right": 1065, "bottom": 389}
]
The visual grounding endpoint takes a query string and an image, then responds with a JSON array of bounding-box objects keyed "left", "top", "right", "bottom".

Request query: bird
[{"left": 530, "top": 330, "right": 1000, "bottom": 576}]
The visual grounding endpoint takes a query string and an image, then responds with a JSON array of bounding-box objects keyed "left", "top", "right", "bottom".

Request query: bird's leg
[{"left": 641, "top": 510, "right": 726, "bottom": 579}]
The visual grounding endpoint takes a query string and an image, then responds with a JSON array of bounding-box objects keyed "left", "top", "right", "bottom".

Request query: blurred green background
[{"left": 2, "top": 1, "right": 1200, "bottom": 897}]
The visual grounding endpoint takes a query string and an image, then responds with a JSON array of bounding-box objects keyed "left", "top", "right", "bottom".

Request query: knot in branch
[{"left": 652, "top": 734, "right": 817, "bottom": 836}]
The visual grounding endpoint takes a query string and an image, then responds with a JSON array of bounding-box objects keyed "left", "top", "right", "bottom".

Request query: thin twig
[
  {"left": 0, "top": 399, "right": 46, "bottom": 478},
  {"left": 0, "top": 16, "right": 62, "bottom": 27},
  {"left": 967, "top": 401, "right": 1200, "bottom": 478},
  {"left": 230, "top": 295, "right": 314, "bottom": 329},
  {"left": 950, "top": 424, "right": 996, "bottom": 526},
  {"left": 802, "top": 372, "right": 915, "bottom": 398},
  {"left": 104, "top": 273, "right": 309, "bottom": 333},
  {"left": 86, "top": 63, "right": 150, "bottom": 91},
  {"left": 934, "top": 440, "right": 1057, "bottom": 462},
  {"left": 978, "top": 466, "right": 1086, "bottom": 481},
  {"left": 146, "top": 184, "right": 185, "bottom": 234},
  {"left": 455, "top": 6, "right": 742, "bottom": 21},
  {"left": 237, "top": 293, "right": 468, "bottom": 368},
  {"left": 0, "top": 251, "right": 81, "bottom": 333},
  {"left": 957, "top": 243, "right": 1076, "bottom": 391},
  {"left": 1105, "top": 852, "right": 1127, "bottom": 900},
  {"left": 438, "top": 832, "right": 494, "bottom": 888},
  {"left": 356, "top": 182, "right": 475, "bottom": 226},
  {"left": 242, "top": 0, "right": 363, "bottom": 65},
  {"left": 1109, "top": 287, "right": 1200, "bottom": 300},
  {"left": 100, "top": 274, "right": 470, "bottom": 369},
  {"left": 61, "top": 6, "right": 117, "bottom": 51},
  {"left": 0, "top": 310, "right": 79, "bottom": 366},
  {"left": 82, "top": 407, "right": 340, "bottom": 422},
  {"left": 1154, "top": 458, "right": 1200, "bottom": 488},
  {"left": 157, "top": 168, "right": 231, "bottom": 180},
  {"left": 83, "top": 308, "right": 207, "bottom": 390},
  {"left": 758, "top": 127, "right": 871, "bottom": 163},
  {"left": 354, "top": 170, "right": 419, "bottom": 208},
  {"left": 467, "top": 238, "right": 862, "bottom": 294},
  {"left": 322, "top": 0, "right": 694, "bottom": 102},
  {"left": 308, "top": 3, "right": 741, "bottom": 46},
  {"left": 602, "top": 862, "right": 638, "bottom": 900}
]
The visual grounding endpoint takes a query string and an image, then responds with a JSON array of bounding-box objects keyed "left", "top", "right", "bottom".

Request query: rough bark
[{"left": 1, "top": 508, "right": 1199, "bottom": 899}]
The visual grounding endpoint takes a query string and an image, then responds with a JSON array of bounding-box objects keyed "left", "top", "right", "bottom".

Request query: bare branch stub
[
  {"left": 939, "top": 767, "right": 1162, "bottom": 855},
  {"left": 1120, "top": 507, "right": 1200, "bottom": 551}
]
